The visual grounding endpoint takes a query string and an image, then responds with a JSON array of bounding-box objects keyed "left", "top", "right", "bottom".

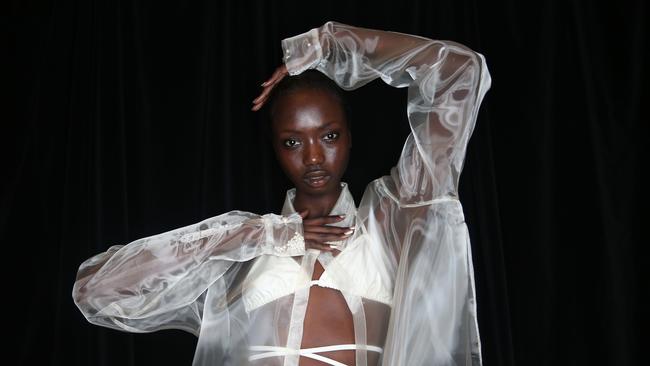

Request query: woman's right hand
[
  {"left": 251, "top": 65, "right": 288, "bottom": 111},
  {"left": 299, "top": 210, "right": 354, "bottom": 252}
]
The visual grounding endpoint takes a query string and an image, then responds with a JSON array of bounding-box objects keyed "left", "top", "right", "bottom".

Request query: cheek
[
  {"left": 275, "top": 150, "right": 302, "bottom": 174},
  {"left": 326, "top": 144, "right": 350, "bottom": 170}
]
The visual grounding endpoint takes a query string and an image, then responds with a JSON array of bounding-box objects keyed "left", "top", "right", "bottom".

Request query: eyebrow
[{"left": 278, "top": 122, "right": 340, "bottom": 134}]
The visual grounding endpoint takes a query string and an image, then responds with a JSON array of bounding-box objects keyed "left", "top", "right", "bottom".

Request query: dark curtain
[{"left": 7, "top": 0, "right": 644, "bottom": 365}]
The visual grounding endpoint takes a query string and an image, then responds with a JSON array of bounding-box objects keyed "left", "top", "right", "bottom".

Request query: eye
[
  {"left": 283, "top": 139, "right": 301, "bottom": 148},
  {"left": 324, "top": 132, "right": 339, "bottom": 141}
]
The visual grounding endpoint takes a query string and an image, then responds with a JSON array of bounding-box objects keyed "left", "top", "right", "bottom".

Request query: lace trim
[{"left": 274, "top": 232, "right": 304, "bottom": 254}]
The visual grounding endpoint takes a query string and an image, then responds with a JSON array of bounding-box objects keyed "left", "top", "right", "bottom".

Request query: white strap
[
  {"left": 249, "top": 344, "right": 383, "bottom": 366},
  {"left": 284, "top": 251, "right": 319, "bottom": 366}
]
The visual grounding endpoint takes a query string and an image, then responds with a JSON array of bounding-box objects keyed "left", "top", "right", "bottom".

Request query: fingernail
[
  {"left": 339, "top": 215, "right": 346, "bottom": 218},
  {"left": 344, "top": 229, "right": 354, "bottom": 235}
]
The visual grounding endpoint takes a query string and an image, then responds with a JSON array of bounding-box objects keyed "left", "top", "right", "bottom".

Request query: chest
[{"left": 242, "top": 233, "right": 396, "bottom": 314}]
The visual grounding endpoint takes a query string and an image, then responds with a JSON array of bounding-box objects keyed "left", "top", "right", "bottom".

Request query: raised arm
[
  {"left": 274, "top": 22, "right": 490, "bottom": 365},
  {"left": 281, "top": 21, "right": 491, "bottom": 204},
  {"left": 72, "top": 211, "right": 304, "bottom": 335}
]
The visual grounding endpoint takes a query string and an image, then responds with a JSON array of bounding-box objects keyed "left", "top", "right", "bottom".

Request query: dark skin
[
  {"left": 253, "top": 65, "right": 354, "bottom": 252},
  {"left": 252, "top": 66, "right": 365, "bottom": 365}
]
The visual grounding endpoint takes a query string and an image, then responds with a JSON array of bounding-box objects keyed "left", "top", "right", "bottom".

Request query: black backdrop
[{"left": 7, "top": 0, "right": 644, "bottom": 365}]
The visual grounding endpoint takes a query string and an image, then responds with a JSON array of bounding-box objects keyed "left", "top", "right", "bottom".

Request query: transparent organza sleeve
[
  {"left": 283, "top": 22, "right": 489, "bottom": 365},
  {"left": 72, "top": 211, "right": 304, "bottom": 336},
  {"left": 282, "top": 21, "right": 492, "bottom": 203}
]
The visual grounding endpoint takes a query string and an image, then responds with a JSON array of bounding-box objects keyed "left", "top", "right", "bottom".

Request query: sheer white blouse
[{"left": 72, "top": 21, "right": 491, "bottom": 366}]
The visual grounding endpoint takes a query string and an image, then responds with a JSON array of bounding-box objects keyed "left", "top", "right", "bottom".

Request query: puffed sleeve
[
  {"left": 72, "top": 211, "right": 304, "bottom": 336},
  {"left": 282, "top": 21, "right": 491, "bottom": 203},
  {"left": 283, "top": 22, "right": 490, "bottom": 366}
]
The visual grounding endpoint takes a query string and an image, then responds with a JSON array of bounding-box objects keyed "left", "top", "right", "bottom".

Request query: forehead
[{"left": 271, "top": 88, "right": 347, "bottom": 133}]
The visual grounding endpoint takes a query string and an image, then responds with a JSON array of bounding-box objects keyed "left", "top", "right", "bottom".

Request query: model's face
[{"left": 271, "top": 88, "right": 351, "bottom": 196}]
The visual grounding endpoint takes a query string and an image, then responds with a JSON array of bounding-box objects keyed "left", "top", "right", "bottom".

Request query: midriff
[{"left": 299, "top": 260, "right": 356, "bottom": 365}]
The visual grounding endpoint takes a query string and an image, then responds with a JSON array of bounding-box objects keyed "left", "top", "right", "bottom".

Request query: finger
[
  {"left": 265, "top": 73, "right": 285, "bottom": 91},
  {"left": 251, "top": 94, "right": 270, "bottom": 111},
  {"left": 259, "top": 68, "right": 284, "bottom": 89},
  {"left": 305, "top": 241, "right": 335, "bottom": 252},
  {"left": 304, "top": 232, "right": 351, "bottom": 243},
  {"left": 303, "top": 225, "right": 354, "bottom": 235},
  {"left": 251, "top": 99, "right": 266, "bottom": 111},
  {"left": 264, "top": 68, "right": 286, "bottom": 90},
  {"left": 303, "top": 215, "right": 346, "bottom": 225},
  {"left": 261, "top": 77, "right": 274, "bottom": 87},
  {"left": 264, "top": 66, "right": 285, "bottom": 85},
  {"left": 251, "top": 97, "right": 269, "bottom": 111},
  {"left": 268, "top": 71, "right": 281, "bottom": 85},
  {"left": 299, "top": 210, "right": 309, "bottom": 219},
  {"left": 272, "top": 65, "right": 287, "bottom": 79},
  {"left": 252, "top": 66, "right": 288, "bottom": 111},
  {"left": 253, "top": 83, "right": 277, "bottom": 104},
  {"left": 252, "top": 87, "right": 270, "bottom": 104},
  {"left": 303, "top": 226, "right": 353, "bottom": 238}
]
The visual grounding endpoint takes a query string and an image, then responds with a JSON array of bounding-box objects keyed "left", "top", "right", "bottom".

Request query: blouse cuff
[
  {"left": 281, "top": 28, "right": 323, "bottom": 75},
  {"left": 262, "top": 213, "right": 305, "bottom": 256}
]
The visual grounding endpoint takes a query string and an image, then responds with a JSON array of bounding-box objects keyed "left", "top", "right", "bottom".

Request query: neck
[{"left": 293, "top": 184, "right": 343, "bottom": 219}]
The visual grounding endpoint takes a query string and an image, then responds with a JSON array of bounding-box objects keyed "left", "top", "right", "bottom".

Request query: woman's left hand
[{"left": 251, "top": 65, "right": 288, "bottom": 111}]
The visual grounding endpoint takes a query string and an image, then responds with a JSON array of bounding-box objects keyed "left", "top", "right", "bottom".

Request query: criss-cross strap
[{"left": 248, "top": 344, "right": 383, "bottom": 366}]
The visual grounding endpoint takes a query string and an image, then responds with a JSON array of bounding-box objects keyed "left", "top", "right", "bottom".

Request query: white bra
[
  {"left": 243, "top": 243, "right": 390, "bottom": 365},
  {"left": 242, "top": 231, "right": 394, "bottom": 314},
  {"left": 242, "top": 183, "right": 395, "bottom": 314}
]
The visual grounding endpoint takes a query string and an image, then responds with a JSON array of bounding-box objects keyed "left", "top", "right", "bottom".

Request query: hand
[
  {"left": 299, "top": 210, "right": 355, "bottom": 252},
  {"left": 251, "top": 65, "right": 288, "bottom": 111}
]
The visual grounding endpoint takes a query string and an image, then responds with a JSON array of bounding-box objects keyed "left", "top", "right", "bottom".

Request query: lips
[{"left": 303, "top": 170, "right": 331, "bottom": 188}]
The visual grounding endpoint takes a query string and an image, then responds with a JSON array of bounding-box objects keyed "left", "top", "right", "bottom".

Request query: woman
[{"left": 73, "top": 21, "right": 491, "bottom": 366}]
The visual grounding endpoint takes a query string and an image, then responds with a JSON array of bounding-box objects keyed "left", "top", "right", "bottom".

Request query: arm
[
  {"left": 279, "top": 22, "right": 490, "bottom": 365},
  {"left": 282, "top": 21, "right": 491, "bottom": 203},
  {"left": 72, "top": 211, "right": 304, "bottom": 336}
]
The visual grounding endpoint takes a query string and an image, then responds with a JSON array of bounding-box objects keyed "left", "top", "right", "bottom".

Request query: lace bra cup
[{"left": 242, "top": 232, "right": 395, "bottom": 314}]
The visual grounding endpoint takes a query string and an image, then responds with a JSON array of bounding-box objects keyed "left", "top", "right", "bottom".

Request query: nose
[{"left": 303, "top": 140, "right": 324, "bottom": 166}]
